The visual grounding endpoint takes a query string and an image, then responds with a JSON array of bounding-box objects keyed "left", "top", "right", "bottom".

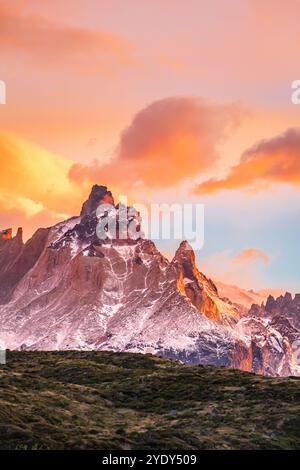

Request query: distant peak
[
  {"left": 178, "top": 240, "right": 193, "bottom": 251},
  {"left": 284, "top": 292, "right": 292, "bottom": 302},
  {"left": 175, "top": 240, "right": 194, "bottom": 254},
  {"left": 265, "top": 292, "right": 295, "bottom": 312},
  {"left": 173, "top": 240, "right": 195, "bottom": 263}
]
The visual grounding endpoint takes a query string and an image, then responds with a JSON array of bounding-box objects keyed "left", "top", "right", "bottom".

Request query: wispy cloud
[
  {"left": 233, "top": 248, "right": 270, "bottom": 265},
  {"left": 0, "top": 3, "right": 134, "bottom": 74}
]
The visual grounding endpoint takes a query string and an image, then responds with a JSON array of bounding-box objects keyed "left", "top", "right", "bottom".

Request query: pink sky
[{"left": 0, "top": 0, "right": 300, "bottom": 290}]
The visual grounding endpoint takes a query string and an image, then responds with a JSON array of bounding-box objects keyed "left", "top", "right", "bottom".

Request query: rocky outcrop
[
  {"left": 0, "top": 228, "right": 12, "bottom": 241},
  {"left": 0, "top": 227, "right": 49, "bottom": 304},
  {"left": 173, "top": 241, "right": 239, "bottom": 325},
  {"left": 236, "top": 294, "right": 300, "bottom": 376}
]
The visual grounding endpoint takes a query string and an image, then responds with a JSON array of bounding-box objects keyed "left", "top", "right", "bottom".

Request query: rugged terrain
[
  {"left": 0, "top": 185, "right": 299, "bottom": 376},
  {"left": 215, "top": 281, "right": 284, "bottom": 311},
  {"left": 0, "top": 351, "right": 299, "bottom": 450}
]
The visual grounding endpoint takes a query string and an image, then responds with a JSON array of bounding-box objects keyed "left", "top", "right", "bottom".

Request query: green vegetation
[{"left": 0, "top": 351, "right": 299, "bottom": 449}]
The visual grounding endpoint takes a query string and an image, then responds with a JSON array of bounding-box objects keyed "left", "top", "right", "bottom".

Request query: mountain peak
[
  {"left": 16, "top": 227, "right": 23, "bottom": 243},
  {"left": 173, "top": 240, "right": 195, "bottom": 263},
  {"left": 265, "top": 295, "right": 276, "bottom": 311},
  {"left": 265, "top": 292, "right": 296, "bottom": 312},
  {"left": 177, "top": 240, "right": 193, "bottom": 252},
  {"left": 80, "top": 185, "right": 115, "bottom": 217}
]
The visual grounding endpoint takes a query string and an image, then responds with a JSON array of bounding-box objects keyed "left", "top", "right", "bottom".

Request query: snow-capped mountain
[{"left": 0, "top": 185, "right": 299, "bottom": 376}]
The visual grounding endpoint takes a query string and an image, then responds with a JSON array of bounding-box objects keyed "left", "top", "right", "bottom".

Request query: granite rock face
[{"left": 236, "top": 293, "right": 300, "bottom": 376}]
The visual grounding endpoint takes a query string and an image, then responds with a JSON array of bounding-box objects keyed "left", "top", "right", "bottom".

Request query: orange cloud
[
  {"left": 69, "top": 97, "right": 241, "bottom": 191},
  {"left": 0, "top": 131, "right": 87, "bottom": 239},
  {"left": 0, "top": 3, "right": 133, "bottom": 74},
  {"left": 233, "top": 248, "right": 270, "bottom": 265},
  {"left": 196, "top": 128, "right": 300, "bottom": 194}
]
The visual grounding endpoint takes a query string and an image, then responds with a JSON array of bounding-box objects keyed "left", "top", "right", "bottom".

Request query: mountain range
[{"left": 0, "top": 185, "right": 299, "bottom": 377}]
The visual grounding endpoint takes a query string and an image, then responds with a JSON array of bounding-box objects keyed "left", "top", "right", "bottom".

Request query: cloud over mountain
[{"left": 69, "top": 96, "right": 241, "bottom": 190}]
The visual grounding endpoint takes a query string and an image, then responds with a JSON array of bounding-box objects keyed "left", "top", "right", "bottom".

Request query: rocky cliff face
[
  {"left": 236, "top": 293, "right": 300, "bottom": 376},
  {"left": 173, "top": 241, "right": 239, "bottom": 326},
  {"left": 0, "top": 228, "right": 13, "bottom": 241},
  {"left": 0, "top": 185, "right": 298, "bottom": 376},
  {"left": 0, "top": 227, "right": 49, "bottom": 304}
]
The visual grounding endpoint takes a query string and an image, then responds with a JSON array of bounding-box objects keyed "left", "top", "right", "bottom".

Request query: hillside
[{"left": 0, "top": 351, "right": 299, "bottom": 450}]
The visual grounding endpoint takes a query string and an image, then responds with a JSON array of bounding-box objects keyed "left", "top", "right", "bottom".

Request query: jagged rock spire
[
  {"left": 80, "top": 185, "right": 115, "bottom": 217},
  {"left": 16, "top": 227, "right": 23, "bottom": 242}
]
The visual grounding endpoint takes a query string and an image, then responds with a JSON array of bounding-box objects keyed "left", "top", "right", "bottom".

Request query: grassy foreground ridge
[{"left": 0, "top": 351, "right": 299, "bottom": 450}]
